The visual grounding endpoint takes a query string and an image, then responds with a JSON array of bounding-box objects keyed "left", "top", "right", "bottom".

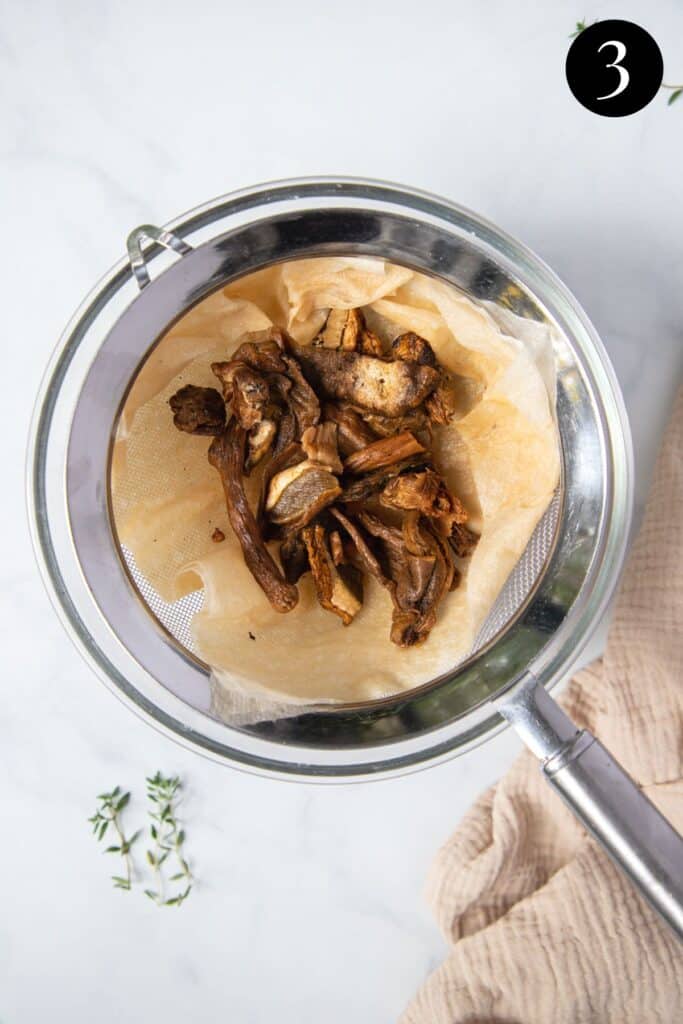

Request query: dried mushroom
[
  {"left": 245, "top": 418, "right": 277, "bottom": 473},
  {"left": 358, "top": 511, "right": 456, "bottom": 647},
  {"left": 329, "top": 508, "right": 389, "bottom": 589},
  {"left": 449, "top": 521, "right": 480, "bottom": 558},
  {"left": 229, "top": 365, "right": 270, "bottom": 429},
  {"left": 389, "top": 332, "right": 460, "bottom": 426},
  {"left": 273, "top": 410, "right": 297, "bottom": 456},
  {"left": 315, "top": 307, "right": 384, "bottom": 357},
  {"left": 171, "top": 310, "right": 477, "bottom": 647},
  {"left": 279, "top": 532, "right": 310, "bottom": 584},
  {"left": 229, "top": 329, "right": 289, "bottom": 372},
  {"left": 258, "top": 441, "right": 305, "bottom": 526},
  {"left": 314, "top": 308, "right": 363, "bottom": 351},
  {"left": 343, "top": 432, "right": 426, "bottom": 475},
  {"left": 208, "top": 423, "right": 298, "bottom": 613},
  {"left": 391, "top": 332, "right": 437, "bottom": 367},
  {"left": 358, "top": 327, "right": 384, "bottom": 357},
  {"left": 338, "top": 456, "right": 428, "bottom": 505},
  {"left": 280, "top": 353, "right": 321, "bottom": 434},
  {"left": 169, "top": 385, "right": 226, "bottom": 435},
  {"left": 301, "top": 422, "right": 343, "bottom": 473},
  {"left": 380, "top": 469, "right": 444, "bottom": 514},
  {"left": 266, "top": 460, "right": 341, "bottom": 530},
  {"left": 381, "top": 469, "right": 464, "bottom": 520},
  {"left": 323, "top": 402, "right": 378, "bottom": 455},
  {"left": 425, "top": 375, "right": 459, "bottom": 425},
  {"left": 302, "top": 525, "right": 363, "bottom": 625},
  {"left": 329, "top": 530, "right": 345, "bottom": 566},
  {"left": 402, "top": 510, "right": 432, "bottom": 557},
  {"left": 360, "top": 408, "right": 429, "bottom": 439},
  {"left": 294, "top": 347, "right": 440, "bottom": 417},
  {"left": 213, "top": 326, "right": 319, "bottom": 441}
]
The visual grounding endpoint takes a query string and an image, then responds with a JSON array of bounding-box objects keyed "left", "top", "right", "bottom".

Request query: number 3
[{"left": 597, "top": 40, "right": 630, "bottom": 100}]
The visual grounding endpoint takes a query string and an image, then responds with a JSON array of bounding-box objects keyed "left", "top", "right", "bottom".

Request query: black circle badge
[{"left": 566, "top": 20, "right": 663, "bottom": 116}]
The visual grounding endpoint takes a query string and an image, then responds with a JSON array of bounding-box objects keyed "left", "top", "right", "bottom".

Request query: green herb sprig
[
  {"left": 569, "top": 18, "right": 596, "bottom": 39},
  {"left": 662, "top": 84, "right": 683, "bottom": 107},
  {"left": 144, "top": 773, "right": 193, "bottom": 907},
  {"left": 88, "top": 787, "right": 141, "bottom": 891}
]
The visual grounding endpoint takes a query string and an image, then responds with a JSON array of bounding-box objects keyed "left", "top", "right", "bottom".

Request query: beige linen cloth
[{"left": 403, "top": 388, "right": 683, "bottom": 1024}]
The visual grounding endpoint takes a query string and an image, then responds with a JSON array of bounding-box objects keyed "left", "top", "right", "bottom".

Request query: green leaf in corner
[
  {"left": 569, "top": 18, "right": 597, "bottom": 39},
  {"left": 668, "top": 88, "right": 682, "bottom": 106}
]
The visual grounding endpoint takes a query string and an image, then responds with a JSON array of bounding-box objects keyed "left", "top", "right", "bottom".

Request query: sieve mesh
[
  {"left": 124, "top": 549, "right": 204, "bottom": 655},
  {"left": 473, "top": 489, "right": 561, "bottom": 650},
  {"left": 121, "top": 487, "right": 561, "bottom": 673}
]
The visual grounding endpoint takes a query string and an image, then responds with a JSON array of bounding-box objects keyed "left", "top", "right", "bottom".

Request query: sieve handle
[
  {"left": 126, "top": 224, "right": 193, "bottom": 290},
  {"left": 498, "top": 676, "right": 683, "bottom": 940}
]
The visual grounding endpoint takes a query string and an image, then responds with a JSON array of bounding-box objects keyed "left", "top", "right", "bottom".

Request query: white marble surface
[{"left": 2, "top": 2, "right": 682, "bottom": 1021}]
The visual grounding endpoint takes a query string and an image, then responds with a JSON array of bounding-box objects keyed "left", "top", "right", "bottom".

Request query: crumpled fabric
[{"left": 403, "top": 387, "right": 683, "bottom": 1024}]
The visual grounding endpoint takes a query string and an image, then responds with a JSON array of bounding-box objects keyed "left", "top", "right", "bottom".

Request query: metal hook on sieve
[{"left": 126, "top": 224, "right": 193, "bottom": 290}]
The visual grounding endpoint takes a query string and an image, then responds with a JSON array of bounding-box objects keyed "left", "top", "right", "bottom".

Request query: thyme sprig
[
  {"left": 88, "top": 787, "right": 141, "bottom": 891},
  {"left": 569, "top": 18, "right": 596, "bottom": 39},
  {"left": 662, "top": 84, "right": 683, "bottom": 107},
  {"left": 144, "top": 772, "right": 193, "bottom": 907}
]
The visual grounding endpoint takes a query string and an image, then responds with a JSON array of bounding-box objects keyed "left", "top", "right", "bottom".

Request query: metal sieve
[{"left": 28, "top": 178, "right": 683, "bottom": 936}]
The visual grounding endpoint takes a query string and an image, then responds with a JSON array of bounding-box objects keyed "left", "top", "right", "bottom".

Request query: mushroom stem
[{"left": 208, "top": 421, "right": 299, "bottom": 613}]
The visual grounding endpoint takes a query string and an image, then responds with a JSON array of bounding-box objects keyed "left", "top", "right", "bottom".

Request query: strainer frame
[{"left": 27, "top": 177, "right": 633, "bottom": 780}]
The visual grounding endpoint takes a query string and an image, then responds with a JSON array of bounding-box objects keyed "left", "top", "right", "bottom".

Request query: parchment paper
[{"left": 111, "top": 258, "right": 560, "bottom": 718}]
